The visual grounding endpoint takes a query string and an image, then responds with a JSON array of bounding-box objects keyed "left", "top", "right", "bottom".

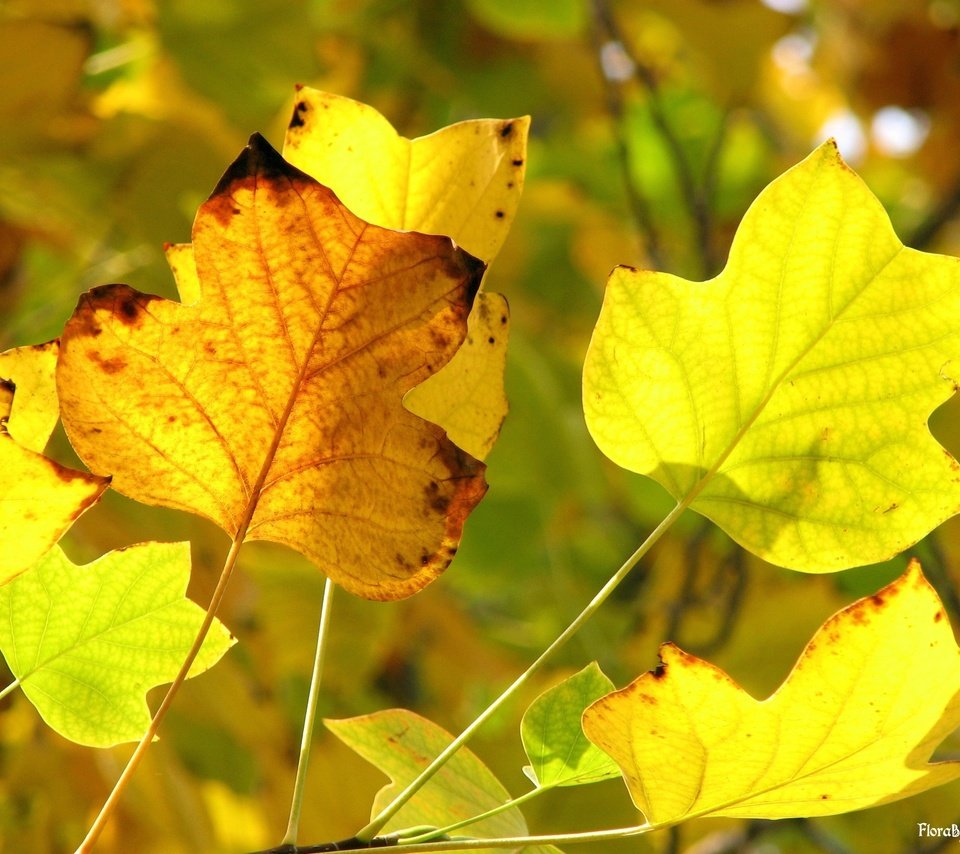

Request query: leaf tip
[{"left": 209, "top": 133, "right": 291, "bottom": 200}]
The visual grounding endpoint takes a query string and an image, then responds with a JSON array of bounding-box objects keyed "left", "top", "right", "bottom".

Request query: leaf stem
[
  {"left": 354, "top": 499, "right": 689, "bottom": 842},
  {"left": 0, "top": 678, "right": 19, "bottom": 702},
  {"left": 282, "top": 576, "right": 337, "bottom": 846},
  {"left": 400, "top": 786, "right": 545, "bottom": 845},
  {"left": 74, "top": 535, "right": 245, "bottom": 854},
  {"left": 369, "top": 823, "right": 652, "bottom": 853}
]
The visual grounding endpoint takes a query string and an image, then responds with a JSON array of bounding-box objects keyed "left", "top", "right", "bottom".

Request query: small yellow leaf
[
  {"left": 405, "top": 292, "right": 510, "bottom": 460},
  {"left": 283, "top": 88, "right": 528, "bottom": 262},
  {"left": 283, "top": 88, "right": 527, "bottom": 459},
  {"left": 58, "top": 135, "right": 487, "bottom": 601},
  {"left": 0, "top": 340, "right": 60, "bottom": 452},
  {"left": 0, "top": 343, "right": 107, "bottom": 585},
  {"left": 164, "top": 241, "right": 201, "bottom": 305},
  {"left": 582, "top": 560, "right": 960, "bottom": 824}
]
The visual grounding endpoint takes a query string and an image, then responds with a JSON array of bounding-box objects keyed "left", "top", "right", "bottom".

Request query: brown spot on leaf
[
  {"left": 118, "top": 295, "right": 140, "bottom": 324},
  {"left": 935, "top": 609, "right": 945, "bottom": 623},
  {"left": 425, "top": 480, "right": 451, "bottom": 514},
  {"left": 487, "top": 336, "right": 496, "bottom": 345},
  {"left": 495, "top": 210, "right": 505, "bottom": 219},
  {"left": 289, "top": 100, "right": 309, "bottom": 129},
  {"left": 93, "top": 354, "right": 127, "bottom": 375},
  {"left": 499, "top": 121, "right": 514, "bottom": 138},
  {"left": 512, "top": 158, "right": 524, "bottom": 167}
]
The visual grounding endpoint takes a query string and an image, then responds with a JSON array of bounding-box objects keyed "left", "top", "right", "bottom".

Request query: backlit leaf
[
  {"left": 521, "top": 662, "right": 621, "bottom": 788},
  {"left": 283, "top": 88, "right": 527, "bottom": 459},
  {"left": 326, "top": 709, "right": 527, "bottom": 851},
  {"left": 0, "top": 542, "right": 234, "bottom": 747},
  {"left": 582, "top": 560, "right": 960, "bottom": 823},
  {"left": 0, "top": 342, "right": 107, "bottom": 585},
  {"left": 583, "top": 141, "right": 960, "bottom": 571},
  {"left": 57, "top": 135, "right": 487, "bottom": 601}
]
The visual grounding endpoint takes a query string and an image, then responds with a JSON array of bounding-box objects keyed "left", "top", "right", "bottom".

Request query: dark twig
[
  {"left": 592, "top": 0, "right": 721, "bottom": 278},
  {"left": 666, "top": 519, "right": 748, "bottom": 656},
  {"left": 909, "top": 176, "right": 960, "bottom": 250},
  {"left": 249, "top": 836, "right": 398, "bottom": 854},
  {"left": 588, "top": 1, "right": 665, "bottom": 269},
  {"left": 920, "top": 532, "right": 960, "bottom": 628}
]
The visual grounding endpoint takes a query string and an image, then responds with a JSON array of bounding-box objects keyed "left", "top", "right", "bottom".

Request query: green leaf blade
[
  {"left": 583, "top": 141, "right": 960, "bottom": 571},
  {"left": 0, "top": 542, "right": 234, "bottom": 747},
  {"left": 521, "top": 662, "right": 621, "bottom": 789}
]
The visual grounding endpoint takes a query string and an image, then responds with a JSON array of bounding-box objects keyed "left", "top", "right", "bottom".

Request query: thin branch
[
  {"left": 587, "top": 0, "right": 665, "bottom": 269},
  {"left": 592, "top": 0, "right": 722, "bottom": 278},
  {"left": 282, "top": 577, "right": 337, "bottom": 846},
  {"left": 909, "top": 177, "right": 960, "bottom": 250}
]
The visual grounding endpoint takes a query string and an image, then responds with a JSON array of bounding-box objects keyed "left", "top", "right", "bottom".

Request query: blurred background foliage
[{"left": 2, "top": 0, "right": 960, "bottom": 851}]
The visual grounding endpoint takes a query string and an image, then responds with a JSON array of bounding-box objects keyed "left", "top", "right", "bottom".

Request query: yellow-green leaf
[
  {"left": 283, "top": 88, "right": 526, "bottom": 459},
  {"left": 583, "top": 141, "right": 960, "bottom": 571},
  {"left": 0, "top": 542, "right": 234, "bottom": 747},
  {"left": 582, "top": 560, "right": 960, "bottom": 824},
  {"left": 0, "top": 342, "right": 108, "bottom": 585},
  {"left": 57, "top": 135, "right": 487, "bottom": 601}
]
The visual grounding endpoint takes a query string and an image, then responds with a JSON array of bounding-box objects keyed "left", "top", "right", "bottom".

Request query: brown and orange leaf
[
  {"left": 283, "top": 89, "right": 528, "bottom": 459},
  {"left": 0, "top": 342, "right": 107, "bottom": 585},
  {"left": 56, "top": 134, "right": 487, "bottom": 600},
  {"left": 582, "top": 560, "right": 960, "bottom": 824}
]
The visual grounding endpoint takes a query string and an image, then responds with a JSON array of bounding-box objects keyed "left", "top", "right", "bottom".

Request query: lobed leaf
[
  {"left": 326, "top": 709, "right": 527, "bottom": 852},
  {"left": 0, "top": 342, "right": 107, "bottom": 585},
  {"left": 583, "top": 141, "right": 960, "bottom": 571},
  {"left": 0, "top": 542, "right": 234, "bottom": 747},
  {"left": 57, "top": 135, "right": 488, "bottom": 601},
  {"left": 582, "top": 560, "right": 960, "bottom": 823},
  {"left": 520, "top": 662, "right": 621, "bottom": 789},
  {"left": 283, "top": 88, "right": 527, "bottom": 459}
]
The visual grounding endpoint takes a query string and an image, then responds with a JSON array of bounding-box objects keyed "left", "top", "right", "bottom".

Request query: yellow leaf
[
  {"left": 582, "top": 560, "right": 960, "bottom": 824},
  {"left": 283, "top": 88, "right": 528, "bottom": 262},
  {"left": 583, "top": 141, "right": 960, "bottom": 571},
  {"left": 0, "top": 342, "right": 108, "bottom": 585},
  {"left": 283, "top": 88, "right": 527, "bottom": 459},
  {"left": 57, "top": 135, "right": 487, "bottom": 601},
  {"left": 0, "top": 340, "right": 59, "bottom": 452},
  {"left": 404, "top": 291, "right": 510, "bottom": 460}
]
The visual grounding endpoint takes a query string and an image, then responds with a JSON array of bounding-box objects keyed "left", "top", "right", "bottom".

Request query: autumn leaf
[
  {"left": 0, "top": 342, "right": 108, "bottom": 585},
  {"left": 582, "top": 560, "right": 960, "bottom": 824},
  {"left": 0, "top": 542, "right": 234, "bottom": 747},
  {"left": 326, "top": 709, "right": 528, "bottom": 851},
  {"left": 57, "top": 134, "right": 487, "bottom": 600},
  {"left": 583, "top": 141, "right": 960, "bottom": 571},
  {"left": 521, "top": 662, "right": 621, "bottom": 789},
  {"left": 283, "top": 88, "right": 527, "bottom": 459}
]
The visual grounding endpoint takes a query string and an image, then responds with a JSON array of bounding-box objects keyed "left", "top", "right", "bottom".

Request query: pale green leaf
[
  {"left": 521, "top": 663, "right": 620, "bottom": 788},
  {"left": 0, "top": 542, "right": 235, "bottom": 747}
]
